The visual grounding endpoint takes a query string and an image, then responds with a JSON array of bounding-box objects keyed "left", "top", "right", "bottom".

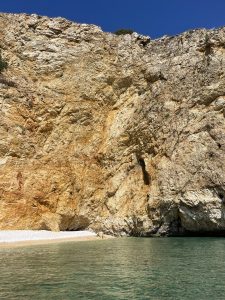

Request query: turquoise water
[{"left": 0, "top": 238, "right": 225, "bottom": 299}]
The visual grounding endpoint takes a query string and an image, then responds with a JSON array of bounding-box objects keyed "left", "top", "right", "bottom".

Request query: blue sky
[{"left": 1, "top": 1, "right": 225, "bottom": 39}]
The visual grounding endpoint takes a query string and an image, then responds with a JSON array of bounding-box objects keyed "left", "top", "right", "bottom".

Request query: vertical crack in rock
[{"left": 137, "top": 156, "right": 150, "bottom": 185}]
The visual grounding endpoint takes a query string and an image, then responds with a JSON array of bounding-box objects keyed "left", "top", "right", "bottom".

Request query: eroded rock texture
[{"left": 1, "top": 13, "right": 225, "bottom": 235}]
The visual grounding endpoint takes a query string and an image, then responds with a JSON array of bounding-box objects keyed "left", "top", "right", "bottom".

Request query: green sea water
[{"left": 0, "top": 237, "right": 225, "bottom": 299}]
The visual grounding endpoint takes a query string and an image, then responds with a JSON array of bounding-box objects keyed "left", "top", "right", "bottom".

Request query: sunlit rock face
[{"left": 1, "top": 13, "right": 225, "bottom": 235}]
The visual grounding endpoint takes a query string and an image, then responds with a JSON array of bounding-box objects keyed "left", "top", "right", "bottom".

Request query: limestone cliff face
[{"left": 1, "top": 13, "right": 225, "bottom": 235}]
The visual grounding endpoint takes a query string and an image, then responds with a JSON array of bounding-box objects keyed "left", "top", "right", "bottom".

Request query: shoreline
[{"left": 0, "top": 230, "right": 114, "bottom": 249}]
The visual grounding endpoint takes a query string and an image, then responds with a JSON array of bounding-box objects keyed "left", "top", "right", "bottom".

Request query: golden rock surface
[{"left": 1, "top": 13, "right": 225, "bottom": 235}]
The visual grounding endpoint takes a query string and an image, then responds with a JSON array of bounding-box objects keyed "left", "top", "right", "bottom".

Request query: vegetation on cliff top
[{"left": 114, "top": 29, "right": 134, "bottom": 35}]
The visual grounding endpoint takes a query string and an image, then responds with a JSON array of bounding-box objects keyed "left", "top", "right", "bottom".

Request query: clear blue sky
[{"left": 0, "top": 0, "right": 225, "bottom": 39}]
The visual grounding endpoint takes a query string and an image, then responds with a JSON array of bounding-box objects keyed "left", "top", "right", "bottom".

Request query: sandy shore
[{"left": 0, "top": 230, "right": 111, "bottom": 248}]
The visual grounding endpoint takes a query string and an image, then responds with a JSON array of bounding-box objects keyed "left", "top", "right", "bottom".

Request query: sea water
[{"left": 0, "top": 237, "right": 225, "bottom": 299}]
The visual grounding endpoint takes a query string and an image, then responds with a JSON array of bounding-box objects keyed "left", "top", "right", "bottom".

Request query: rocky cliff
[{"left": 0, "top": 13, "right": 225, "bottom": 236}]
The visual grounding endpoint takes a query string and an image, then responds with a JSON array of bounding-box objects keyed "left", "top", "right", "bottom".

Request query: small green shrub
[
  {"left": 0, "top": 52, "right": 8, "bottom": 72},
  {"left": 114, "top": 29, "right": 134, "bottom": 35}
]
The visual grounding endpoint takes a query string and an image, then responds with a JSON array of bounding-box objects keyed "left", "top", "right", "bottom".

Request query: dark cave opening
[{"left": 137, "top": 157, "right": 150, "bottom": 185}]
